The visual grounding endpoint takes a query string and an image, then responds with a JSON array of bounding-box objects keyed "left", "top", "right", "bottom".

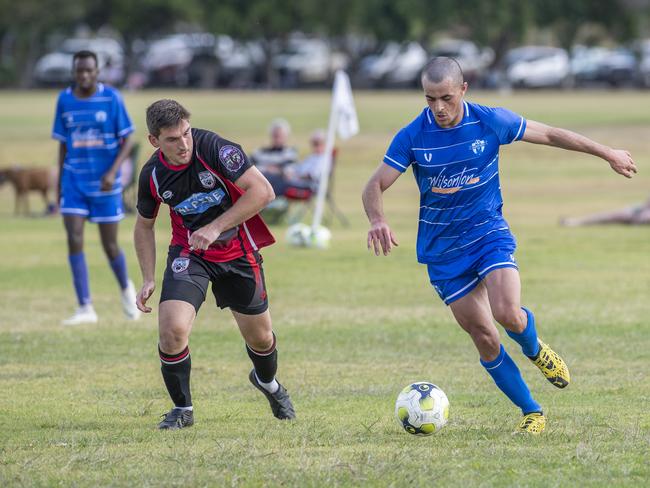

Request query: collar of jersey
[
  {"left": 158, "top": 150, "right": 192, "bottom": 171},
  {"left": 427, "top": 101, "right": 470, "bottom": 130}
]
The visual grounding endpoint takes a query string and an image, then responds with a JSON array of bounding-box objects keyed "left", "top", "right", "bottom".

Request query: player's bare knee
[
  {"left": 159, "top": 324, "right": 189, "bottom": 353},
  {"left": 245, "top": 330, "right": 274, "bottom": 352}
]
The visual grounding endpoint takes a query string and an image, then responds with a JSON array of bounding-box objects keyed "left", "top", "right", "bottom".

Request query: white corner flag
[
  {"left": 311, "top": 70, "right": 359, "bottom": 236},
  {"left": 332, "top": 71, "right": 359, "bottom": 140}
]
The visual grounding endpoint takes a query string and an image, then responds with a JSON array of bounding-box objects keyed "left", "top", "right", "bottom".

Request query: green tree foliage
[{"left": 0, "top": 0, "right": 648, "bottom": 86}]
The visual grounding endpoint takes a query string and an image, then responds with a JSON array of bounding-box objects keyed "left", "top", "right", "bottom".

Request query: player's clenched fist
[{"left": 188, "top": 223, "right": 222, "bottom": 251}]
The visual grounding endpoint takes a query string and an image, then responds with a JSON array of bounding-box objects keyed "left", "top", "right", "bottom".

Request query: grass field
[{"left": 0, "top": 89, "right": 649, "bottom": 487}]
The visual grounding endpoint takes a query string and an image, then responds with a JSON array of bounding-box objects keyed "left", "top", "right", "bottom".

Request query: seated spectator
[
  {"left": 561, "top": 195, "right": 650, "bottom": 226},
  {"left": 262, "top": 129, "right": 328, "bottom": 199},
  {"left": 285, "top": 129, "right": 327, "bottom": 191},
  {"left": 250, "top": 118, "right": 298, "bottom": 174}
]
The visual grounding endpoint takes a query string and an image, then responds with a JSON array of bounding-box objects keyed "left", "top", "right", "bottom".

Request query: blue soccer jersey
[
  {"left": 383, "top": 101, "right": 526, "bottom": 269},
  {"left": 52, "top": 83, "right": 134, "bottom": 196}
]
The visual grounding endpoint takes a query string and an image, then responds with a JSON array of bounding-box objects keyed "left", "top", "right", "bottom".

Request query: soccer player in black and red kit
[{"left": 134, "top": 99, "right": 295, "bottom": 429}]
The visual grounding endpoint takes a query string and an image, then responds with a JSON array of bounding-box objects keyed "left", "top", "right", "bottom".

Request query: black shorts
[{"left": 160, "top": 245, "right": 268, "bottom": 315}]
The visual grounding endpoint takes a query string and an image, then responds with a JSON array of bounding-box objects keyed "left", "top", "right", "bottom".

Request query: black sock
[
  {"left": 246, "top": 333, "right": 278, "bottom": 383},
  {"left": 159, "top": 345, "right": 192, "bottom": 407}
]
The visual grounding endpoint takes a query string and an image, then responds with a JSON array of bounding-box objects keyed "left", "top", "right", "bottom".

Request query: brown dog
[{"left": 0, "top": 166, "right": 57, "bottom": 215}]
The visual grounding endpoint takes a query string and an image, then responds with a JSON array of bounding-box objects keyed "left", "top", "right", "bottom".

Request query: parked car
[
  {"left": 571, "top": 45, "right": 637, "bottom": 87},
  {"left": 33, "top": 37, "right": 125, "bottom": 87},
  {"left": 141, "top": 33, "right": 225, "bottom": 88},
  {"left": 357, "top": 41, "right": 427, "bottom": 88},
  {"left": 272, "top": 36, "right": 348, "bottom": 88},
  {"left": 217, "top": 40, "right": 266, "bottom": 88},
  {"left": 504, "top": 46, "right": 571, "bottom": 88},
  {"left": 429, "top": 39, "right": 494, "bottom": 86},
  {"left": 356, "top": 42, "right": 401, "bottom": 87},
  {"left": 382, "top": 42, "right": 428, "bottom": 87}
]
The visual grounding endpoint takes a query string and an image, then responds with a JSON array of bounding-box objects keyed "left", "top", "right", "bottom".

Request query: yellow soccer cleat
[
  {"left": 530, "top": 340, "right": 570, "bottom": 389},
  {"left": 515, "top": 412, "right": 546, "bottom": 434}
]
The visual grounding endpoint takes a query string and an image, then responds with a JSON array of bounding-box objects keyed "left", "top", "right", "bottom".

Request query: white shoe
[
  {"left": 121, "top": 280, "right": 141, "bottom": 320},
  {"left": 62, "top": 304, "right": 98, "bottom": 326}
]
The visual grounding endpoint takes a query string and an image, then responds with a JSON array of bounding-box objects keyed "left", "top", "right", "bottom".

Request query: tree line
[{"left": 1, "top": 0, "right": 647, "bottom": 87}]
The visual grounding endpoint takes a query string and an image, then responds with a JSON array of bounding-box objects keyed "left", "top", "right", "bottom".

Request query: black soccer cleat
[
  {"left": 158, "top": 407, "right": 194, "bottom": 430},
  {"left": 248, "top": 369, "right": 296, "bottom": 420}
]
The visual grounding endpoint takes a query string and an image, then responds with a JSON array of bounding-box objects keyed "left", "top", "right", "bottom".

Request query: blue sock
[
  {"left": 481, "top": 344, "right": 542, "bottom": 415},
  {"left": 68, "top": 252, "right": 91, "bottom": 306},
  {"left": 506, "top": 307, "right": 540, "bottom": 357},
  {"left": 109, "top": 250, "right": 129, "bottom": 290}
]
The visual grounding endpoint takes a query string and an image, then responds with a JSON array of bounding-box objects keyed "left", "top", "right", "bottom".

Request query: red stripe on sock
[{"left": 159, "top": 347, "right": 190, "bottom": 362}]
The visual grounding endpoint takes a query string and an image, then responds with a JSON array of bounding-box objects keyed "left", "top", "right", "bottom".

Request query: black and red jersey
[{"left": 137, "top": 128, "right": 275, "bottom": 262}]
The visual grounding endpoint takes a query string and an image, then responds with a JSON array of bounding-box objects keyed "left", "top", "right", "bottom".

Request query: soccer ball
[
  {"left": 395, "top": 382, "right": 449, "bottom": 435},
  {"left": 285, "top": 223, "right": 331, "bottom": 248}
]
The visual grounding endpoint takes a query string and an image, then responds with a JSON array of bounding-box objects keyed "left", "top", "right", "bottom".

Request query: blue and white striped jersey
[
  {"left": 383, "top": 101, "right": 526, "bottom": 265},
  {"left": 52, "top": 83, "right": 134, "bottom": 195}
]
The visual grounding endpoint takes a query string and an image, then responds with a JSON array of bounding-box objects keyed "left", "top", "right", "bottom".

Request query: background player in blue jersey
[
  {"left": 362, "top": 57, "right": 637, "bottom": 434},
  {"left": 52, "top": 50, "right": 140, "bottom": 325}
]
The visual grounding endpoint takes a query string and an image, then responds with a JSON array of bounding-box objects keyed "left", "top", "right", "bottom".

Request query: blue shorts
[
  {"left": 60, "top": 180, "right": 124, "bottom": 223},
  {"left": 427, "top": 236, "right": 518, "bottom": 305}
]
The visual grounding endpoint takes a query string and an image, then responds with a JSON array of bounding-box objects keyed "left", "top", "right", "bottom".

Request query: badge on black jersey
[
  {"left": 198, "top": 170, "right": 216, "bottom": 189},
  {"left": 219, "top": 145, "right": 245, "bottom": 172}
]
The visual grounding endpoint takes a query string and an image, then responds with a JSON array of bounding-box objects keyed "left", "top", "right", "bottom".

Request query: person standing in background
[{"left": 52, "top": 50, "right": 140, "bottom": 325}]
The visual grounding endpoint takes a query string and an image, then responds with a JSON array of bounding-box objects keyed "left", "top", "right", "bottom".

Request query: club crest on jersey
[
  {"left": 171, "top": 257, "right": 190, "bottom": 273},
  {"left": 471, "top": 139, "right": 487, "bottom": 155},
  {"left": 219, "top": 145, "right": 245, "bottom": 172},
  {"left": 198, "top": 170, "right": 216, "bottom": 189},
  {"left": 95, "top": 111, "right": 107, "bottom": 123},
  {"left": 162, "top": 190, "right": 173, "bottom": 200}
]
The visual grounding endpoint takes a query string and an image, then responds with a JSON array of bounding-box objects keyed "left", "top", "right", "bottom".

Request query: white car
[
  {"left": 33, "top": 37, "right": 125, "bottom": 87},
  {"left": 359, "top": 41, "right": 427, "bottom": 87},
  {"left": 430, "top": 39, "right": 494, "bottom": 85},
  {"left": 505, "top": 46, "right": 571, "bottom": 88},
  {"left": 273, "top": 36, "right": 348, "bottom": 87}
]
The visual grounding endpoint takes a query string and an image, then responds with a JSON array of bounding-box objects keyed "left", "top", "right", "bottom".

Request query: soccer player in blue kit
[
  {"left": 52, "top": 50, "right": 140, "bottom": 325},
  {"left": 362, "top": 57, "right": 638, "bottom": 433}
]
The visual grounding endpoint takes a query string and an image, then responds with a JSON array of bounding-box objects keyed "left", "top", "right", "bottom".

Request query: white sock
[
  {"left": 255, "top": 372, "right": 279, "bottom": 394},
  {"left": 174, "top": 405, "right": 193, "bottom": 411}
]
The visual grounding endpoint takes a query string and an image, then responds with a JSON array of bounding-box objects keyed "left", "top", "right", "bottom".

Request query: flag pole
[{"left": 310, "top": 82, "right": 340, "bottom": 234}]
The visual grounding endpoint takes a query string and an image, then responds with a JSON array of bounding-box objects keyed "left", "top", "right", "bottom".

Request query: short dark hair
[
  {"left": 73, "top": 50, "right": 98, "bottom": 68},
  {"left": 421, "top": 57, "right": 464, "bottom": 86},
  {"left": 146, "top": 99, "right": 191, "bottom": 137}
]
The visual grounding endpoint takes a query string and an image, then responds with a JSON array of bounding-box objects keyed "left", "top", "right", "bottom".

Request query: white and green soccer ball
[
  {"left": 395, "top": 382, "right": 449, "bottom": 435},
  {"left": 285, "top": 223, "right": 331, "bottom": 249}
]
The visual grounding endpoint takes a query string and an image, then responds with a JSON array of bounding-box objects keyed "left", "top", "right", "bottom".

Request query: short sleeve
[
  {"left": 52, "top": 94, "right": 66, "bottom": 142},
  {"left": 112, "top": 91, "right": 134, "bottom": 138},
  {"left": 196, "top": 130, "right": 252, "bottom": 182},
  {"left": 136, "top": 162, "right": 160, "bottom": 219},
  {"left": 383, "top": 128, "right": 413, "bottom": 172},
  {"left": 481, "top": 106, "right": 526, "bottom": 145}
]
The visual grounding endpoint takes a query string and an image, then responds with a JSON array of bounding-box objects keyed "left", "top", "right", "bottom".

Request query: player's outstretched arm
[
  {"left": 133, "top": 212, "right": 157, "bottom": 313},
  {"left": 522, "top": 120, "right": 638, "bottom": 178},
  {"left": 362, "top": 163, "right": 401, "bottom": 256},
  {"left": 188, "top": 166, "right": 274, "bottom": 251}
]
